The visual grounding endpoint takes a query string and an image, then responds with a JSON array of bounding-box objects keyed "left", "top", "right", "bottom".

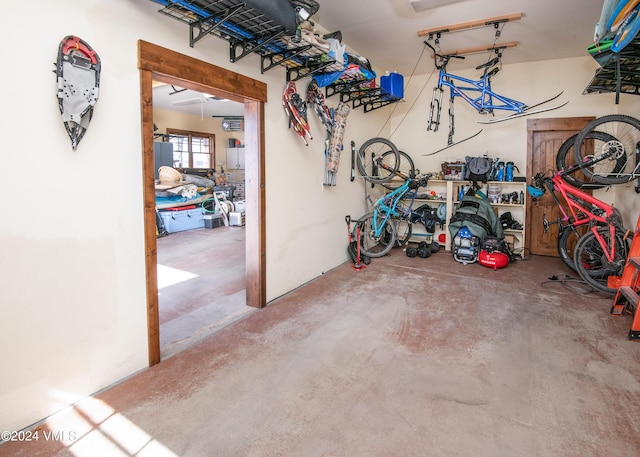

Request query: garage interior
[
  {"left": 4, "top": 0, "right": 640, "bottom": 455},
  {"left": 5, "top": 254, "right": 640, "bottom": 456}
]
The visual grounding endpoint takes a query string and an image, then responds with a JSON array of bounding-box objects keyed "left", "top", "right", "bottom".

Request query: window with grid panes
[{"left": 166, "top": 128, "right": 215, "bottom": 169}]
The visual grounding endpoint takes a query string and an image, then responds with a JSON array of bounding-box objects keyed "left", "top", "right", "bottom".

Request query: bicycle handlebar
[
  {"left": 409, "top": 173, "right": 433, "bottom": 189},
  {"left": 424, "top": 40, "right": 464, "bottom": 70},
  {"left": 531, "top": 172, "right": 549, "bottom": 189}
]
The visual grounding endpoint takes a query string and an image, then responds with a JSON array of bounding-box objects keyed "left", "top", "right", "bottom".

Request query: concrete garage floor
[
  {"left": 3, "top": 250, "right": 640, "bottom": 456},
  {"left": 156, "top": 226, "right": 253, "bottom": 358}
]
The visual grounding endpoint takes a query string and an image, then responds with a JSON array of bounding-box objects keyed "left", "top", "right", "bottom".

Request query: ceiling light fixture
[{"left": 409, "top": 0, "right": 468, "bottom": 13}]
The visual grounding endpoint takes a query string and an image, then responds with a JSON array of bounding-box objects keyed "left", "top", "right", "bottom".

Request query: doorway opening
[
  {"left": 138, "top": 40, "right": 267, "bottom": 366},
  {"left": 152, "top": 86, "right": 251, "bottom": 357}
]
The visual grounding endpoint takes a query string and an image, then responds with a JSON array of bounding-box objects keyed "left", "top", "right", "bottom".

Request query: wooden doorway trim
[{"left": 138, "top": 40, "right": 267, "bottom": 366}]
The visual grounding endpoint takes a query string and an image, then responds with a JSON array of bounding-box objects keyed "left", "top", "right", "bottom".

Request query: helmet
[
  {"left": 478, "top": 250, "right": 510, "bottom": 270},
  {"left": 457, "top": 227, "right": 473, "bottom": 239},
  {"left": 527, "top": 185, "right": 544, "bottom": 198}
]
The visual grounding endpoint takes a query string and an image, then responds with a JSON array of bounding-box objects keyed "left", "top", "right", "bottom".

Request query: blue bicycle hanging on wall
[{"left": 423, "top": 39, "right": 568, "bottom": 152}]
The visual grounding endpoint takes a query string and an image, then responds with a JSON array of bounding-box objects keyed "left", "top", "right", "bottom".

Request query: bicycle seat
[{"left": 475, "top": 56, "right": 500, "bottom": 70}]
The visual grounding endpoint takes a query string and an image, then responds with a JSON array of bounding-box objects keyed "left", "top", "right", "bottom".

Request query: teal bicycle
[{"left": 354, "top": 164, "right": 433, "bottom": 257}]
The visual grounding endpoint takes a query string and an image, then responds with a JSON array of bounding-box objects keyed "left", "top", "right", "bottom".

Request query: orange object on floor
[{"left": 611, "top": 214, "right": 640, "bottom": 340}]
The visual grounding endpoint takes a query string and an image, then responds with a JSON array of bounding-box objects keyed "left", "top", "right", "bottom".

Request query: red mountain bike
[{"left": 529, "top": 158, "right": 630, "bottom": 294}]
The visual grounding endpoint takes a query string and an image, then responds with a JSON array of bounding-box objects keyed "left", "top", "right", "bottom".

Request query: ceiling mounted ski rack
[
  {"left": 416, "top": 12, "right": 523, "bottom": 38},
  {"left": 430, "top": 41, "right": 518, "bottom": 58}
]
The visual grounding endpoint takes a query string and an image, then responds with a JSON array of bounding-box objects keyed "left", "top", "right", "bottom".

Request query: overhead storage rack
[
  {"left": 151, "top": 0, "right": 342, "bottom": 81},
  {"left": 326, "top": 81, "right": 403, "bottom": 113},
  {"left": 149, "top": 0, "right": 401, "bottom": 112},
  {"left": 583, "top": 35, "right": 640, "bottom": 103}
]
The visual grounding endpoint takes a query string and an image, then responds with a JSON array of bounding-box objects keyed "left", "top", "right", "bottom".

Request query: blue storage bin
[
  {"left": 159, "top": 208, "right": 205, "bottom": 233},
  {"left": 380, "top": 72, "right": 404, "bottom": 100}
]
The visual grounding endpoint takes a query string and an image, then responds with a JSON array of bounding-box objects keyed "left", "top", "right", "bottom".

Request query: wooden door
[{"left": 526, "top": 117, "right": 594, "bottom": 257}]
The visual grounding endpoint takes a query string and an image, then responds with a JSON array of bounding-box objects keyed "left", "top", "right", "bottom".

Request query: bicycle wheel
[
  {"left": 556, "top": 132, "right": 619, "bottom": 189},
  {"left": 557, "top": 224, "right": 591, "bottom": 272},
  {"left": 573, "top": 226, "right": 629, "bottom": 294},
  {"left": 381, "top": 150, "right": 415, "bottom": 190},
  {"left": 391, "top": 216, "right": 412, "bottom": 247},
  {"left": 573, "top": 114, "right": 640, "bottom": 185},
  {"left": 354, "top": 212, "right": 396, "bottom": 258},
  {"left": 356, "top": 137, "right": 400, "bottom": 184}
]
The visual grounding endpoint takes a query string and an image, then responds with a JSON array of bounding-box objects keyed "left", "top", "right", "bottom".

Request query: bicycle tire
[
  {"left": 392, "top": 216, "right": 412, "bottom": 247},
  {"left": 557, "top": 224, "right": 591, "bottom": 272},
  {"left": 356, "top": 137, "right": 400, "bottom": 184},
  {"left": 354, "top": 212, "right": 396, "bottom": 258},
  {"left": 573, "top": 114, "right": 640, "bottom": 185},
  {"left": 556, "top": 132, "right": 619, "bottom": 189},
  {"left": 381, "top": 151, "right": 416, "bottom": 190},
  {"left": 573, "top": 226, "right": 629, "bottom": 294}
]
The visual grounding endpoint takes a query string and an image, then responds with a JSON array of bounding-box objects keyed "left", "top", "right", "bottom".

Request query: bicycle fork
[
  {"left": 427, "top": 84, "right": 456, "bottom": 145},
  {"left": 427, "top": 85, "right": 443, "bottom": 132}
]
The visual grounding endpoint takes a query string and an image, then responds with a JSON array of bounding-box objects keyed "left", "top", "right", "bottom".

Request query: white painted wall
[
  {"left": 1, "top": 0, "right": 639, "bottom": 435},
  {"left": 0, "top": 0, "right": 388, "bottom": 432},
  {"left": 386, "top": 54, "right": 640, "bottom": 228}
]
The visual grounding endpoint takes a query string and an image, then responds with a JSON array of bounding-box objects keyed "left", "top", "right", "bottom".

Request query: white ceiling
[
  {"left": 152, "top": 0, "right": 606, "bottom": 117},
  {"left": 152, "top": 82, "right": 244, "bottom": 119},
  {"left": 313, "top": 0, "right": 604, "bottom": 75}
]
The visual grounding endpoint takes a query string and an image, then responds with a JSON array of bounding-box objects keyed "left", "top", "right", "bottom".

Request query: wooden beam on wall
[
  {"left": 430, "top": 41, "right": 519, "bottom": 58},
  {"left": 417, "top": 12, "right": 523, "bottom": 37}
]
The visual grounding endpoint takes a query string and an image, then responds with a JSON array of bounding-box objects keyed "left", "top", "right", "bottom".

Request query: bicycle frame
[
  {"left": 539, "top": 170, "right": 625, "bottom": 263},
  {"left": 370, "top": 179, "right": 413, "bottom": 239},
  {"left": 368, "top": 161, "right": 431, "bottom": 240},
  {"left": 435, "top": 70, "right": 527, "bottom": 115},
  {"left": 425, "top": 40, "right": 528, "bottom": 143}
]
